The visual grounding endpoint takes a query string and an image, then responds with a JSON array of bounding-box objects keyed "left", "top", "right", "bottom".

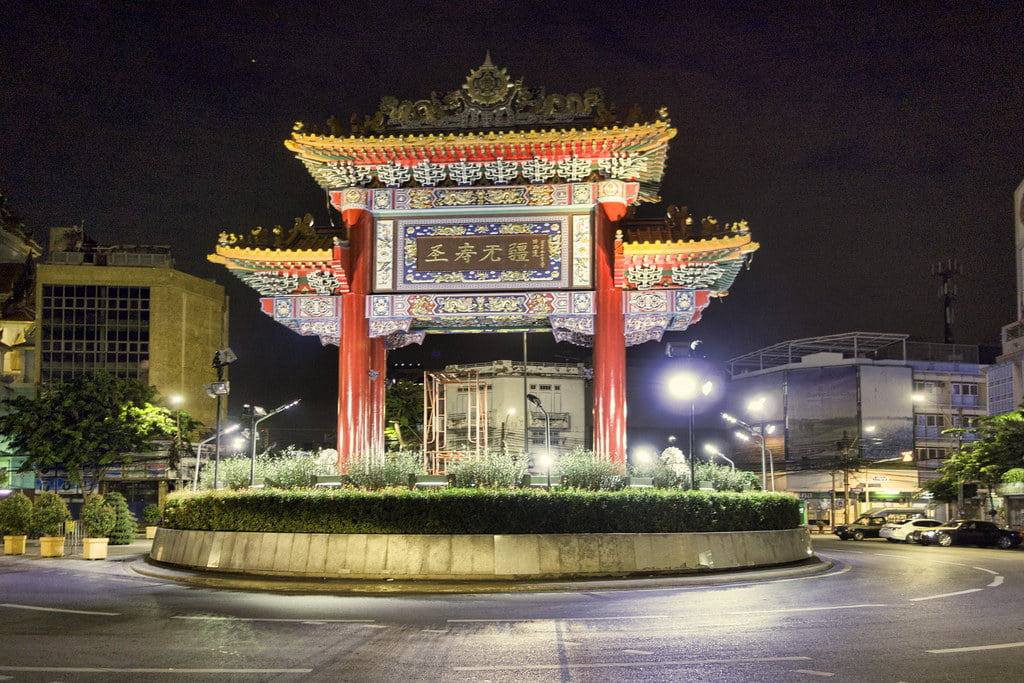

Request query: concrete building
[
  {"left": 37, "top": 227, "right": 228, "bottom": 428},
  {"left": 724, "top": 332, "right": 990, "bottom": 524}
]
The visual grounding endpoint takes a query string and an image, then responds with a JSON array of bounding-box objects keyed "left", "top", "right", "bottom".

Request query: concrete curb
[{"left": 131, "top": 555, "right": 835, "bottom": 594}]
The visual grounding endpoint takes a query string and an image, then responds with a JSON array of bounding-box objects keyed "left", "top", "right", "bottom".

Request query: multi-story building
[
  {"left": 430, "top": 360, "right": 589, "bottom": 469},
  {"left": 32, "top": 227, "right": 229, "bottom": 504},
  {"left": 988, "top": 179, "right": 1024, "bottom": 416},
  {"left": 724, "top": 332, "right": 990, "bottom": 523}
]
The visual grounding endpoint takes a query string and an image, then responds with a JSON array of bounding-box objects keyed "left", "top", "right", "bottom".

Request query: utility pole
[{"left": 932, "top": 259, "right": 961, "bottom": 344}]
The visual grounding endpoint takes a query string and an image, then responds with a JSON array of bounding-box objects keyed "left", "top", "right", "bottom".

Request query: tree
[
  {"left": 385, "top": 379, "right": 423, "bottom": 450},
  {"left": 0, "top": 372, "right": 176, "bottom": 495}
]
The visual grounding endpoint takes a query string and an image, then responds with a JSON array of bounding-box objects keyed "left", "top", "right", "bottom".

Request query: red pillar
[
  {"left": 593, "top": 206, "right": 627, "bottom": 465},
  {"left": 337, "top": 210, "right": 373, "bottom": 471}
]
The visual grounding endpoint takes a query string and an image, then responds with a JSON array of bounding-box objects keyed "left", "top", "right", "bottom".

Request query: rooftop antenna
[{"left": 932, "top": 259, "right": 961, "bottom": 344}]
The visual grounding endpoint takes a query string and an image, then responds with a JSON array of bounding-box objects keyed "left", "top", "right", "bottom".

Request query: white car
[{"left": 880, "top": 518, "right": 943, "bottom": 543}]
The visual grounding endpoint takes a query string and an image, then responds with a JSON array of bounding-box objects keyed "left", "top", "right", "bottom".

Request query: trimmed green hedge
[{"left": 163, "top": 488, "right": 801, "bottom": 534}]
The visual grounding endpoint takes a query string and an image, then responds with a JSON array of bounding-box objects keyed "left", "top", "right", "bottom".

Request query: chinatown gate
[{"left": 211, "top": 58, "right": 758, "bottom": 470}]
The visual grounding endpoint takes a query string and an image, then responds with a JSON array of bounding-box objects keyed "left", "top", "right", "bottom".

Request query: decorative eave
[
  {"left": 209, "top": 246, "right": 334, "bottom": 266},
  {"left": 285, "top": 121, "right": 674, "bottom": 203},
  {"left": 616, "top": 230, "right": 758, "bottom": 294}
]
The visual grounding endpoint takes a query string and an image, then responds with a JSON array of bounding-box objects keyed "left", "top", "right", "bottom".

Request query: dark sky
[{"left": 2, "top": 1, "right": 1022, "bottom": 444}]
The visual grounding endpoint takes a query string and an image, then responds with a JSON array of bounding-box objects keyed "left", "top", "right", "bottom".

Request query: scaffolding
[{"left": 422, "top": 369, "right": 490, "bottom": 474}]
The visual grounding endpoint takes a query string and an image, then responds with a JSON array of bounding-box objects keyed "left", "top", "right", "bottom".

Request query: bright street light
[
  {"left": 668, "top": 370, "right": 714, "bottom": 490},
  {"left": 247, "top": 399, "right": 301, "bottom": 487},
  {"left": 194, "top": 423, "right": 240, "bottom": 491},
  {"left": 723, "top": 412, "right": 774, "bottom": 490},
  {"left": 703, "top": 443, "right": 735, "bottom": 471}
]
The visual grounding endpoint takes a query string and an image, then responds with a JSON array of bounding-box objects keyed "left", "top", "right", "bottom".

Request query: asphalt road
[{"left": 1, "top": 536, "right": 1023, "bottom": 681}]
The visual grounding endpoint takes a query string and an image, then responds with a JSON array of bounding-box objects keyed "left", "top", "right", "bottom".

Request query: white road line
[
  {"left": 908, "top": 588, "right": 982, "bottom": 602},
  {"left": 448, "top": 615, "right": 669, "bottom": 623},
  {"left": 791, "top": 670, "right": 835, "bottom": 677},
  {"left": 0, "top": 603, "right": 119, "bottom": 616},
  {"left": 729, "top": 604, "right": 888, "bottom": 615},
  {"left": 927, "top": 641, "right": 1024, "bottom": 654},
  {"left": 454, "top": 656, "right": 812, "bottom": 672},
  {"left": 0, "top": 666, "right": 311, "bottom": 674},
  {"left": 622, "top": 649, "right": 653, "bottom": 655},
  {"left": 988, "top": 576, "right": 1004, "bottom": 587},
  {"left": 972, "top": 566, "right": 1000, "bottom": 575},
  {"left": 171, "top": 615, "right": 373, "bottom": 623}
]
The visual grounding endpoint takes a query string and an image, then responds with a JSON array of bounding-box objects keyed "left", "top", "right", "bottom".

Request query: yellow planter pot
[
  {"left": 82, "top": 537, "right": 110, "bottom": 560},
  {"left": 145, "top": 526, "right": 158, "bottom": 539},
  {"left": 3, "top": 535, "right": 27, "bottom": 555},
  {"left": 39, "top": 536, "right": 66, "bottom": 557}
]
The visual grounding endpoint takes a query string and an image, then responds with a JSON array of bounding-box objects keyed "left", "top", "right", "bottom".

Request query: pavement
[{"left": 2, "top": 536, "right": 835, "bottom": 594}]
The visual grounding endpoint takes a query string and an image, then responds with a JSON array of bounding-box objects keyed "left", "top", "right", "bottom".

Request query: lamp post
[
  {"left": 193, "top": 423, "right": 240, "bottom": 491},
  {"left": 170, "top": 394, "right": 183, "bottom": 489},
  {"left": 246, "top": 399, "right": 301, "bottom": 487},
  {"left": 209, "top": 347, "right": 236, "bottom": 490},
  {"left": 722, "top": 413, "right": 775, "bottom": 490},
  {"left": 670, "top": 372, "right": 714, "bottom": 490},
  {"left": 526, "top": 394, "right": 551, "bottom": 483},
  {"left": 703, "top": 443, "right": 735, "bottom": 471},
  {"left": 500, "top": 407, "right": 516, "bottom": 456}
]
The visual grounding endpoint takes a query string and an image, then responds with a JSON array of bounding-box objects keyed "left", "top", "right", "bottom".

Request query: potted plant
[
  {"left": 79, "top": 495, "right": 116, "bottom": 560},
  {"left": 0, "top": 492, "right": 33, "bottom": 555},
  {"left": 32, "top": 491, "right": 71, "bottom": 557},
  {"left": 142, "top": 503, "right": 162, "bottom": 539}
]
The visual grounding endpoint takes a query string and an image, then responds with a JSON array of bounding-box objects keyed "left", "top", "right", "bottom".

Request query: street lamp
[
  {"left": 526, "top": 394, "right": 551, "bottom": 479},
  {"left": 246, "top": 399, "right": 301, "bottom": 487},
  {"left": 669, "top": 372, "right": 714, "bottom": 489},
  {"left": 193, "top": 423, "right": 240, "bottom": 490},
  {"left": 500, "top": 407, "right": 516, "bottom": 455},
  {"left": 722, "top": 413, "right": 775, "bottom": 490},
  {"left": 209, "top": 347, "right": 236, "bottom": 490},
  {"left": 703, "top": 443, "right": 735, "bottom": 471}
]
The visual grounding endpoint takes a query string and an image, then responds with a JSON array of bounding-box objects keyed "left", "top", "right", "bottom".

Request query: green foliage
[
  {"left": 385, "top": 380, "right": 423, "bottom": 450},
  {"left": 557, "top": 448, "right": 626, "bottom": 490},
  {"left": 1001, "top": 467, "right": 1024, "bottom": 484},
  {"left": 0, "top": 491, "right": 33, "bottom": 535},
  {"left": 930, "top": 410, "right": 1024, "bottom": 495},
  {"left": 104, "top": 491, "right": 137, "bottom": 545},
  {"left": 263, "top": 449, "right": 324, "bottom": 489},
  {"left": 448, "top": 451, "right": 528, "bottom": 488},
  {"left": 142, "top": 503, "right": 162, "bottom": 526},
  {"left": 80, "top": 495, "right": 116, "bottom": 538},
  {"left": 162, "top": 487, "right": 802, "bottom": 534},
  {"left": 32, "top": 491, "right": 71, "bottom": 536},
  {"left": 345, "top": 451, "right": 425, "bottom": 489},
  {"left": 0, "top": 372, "right": 175, "bottom": 487}
]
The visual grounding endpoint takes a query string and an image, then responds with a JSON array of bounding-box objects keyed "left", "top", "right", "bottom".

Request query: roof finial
[{"left": 482, "top": 50, "right": 494, "bottom": 68}]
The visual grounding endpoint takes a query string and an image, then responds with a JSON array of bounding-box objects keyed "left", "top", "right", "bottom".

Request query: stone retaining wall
[{"left": 150, "top": 527, "right": 812, "bottom": 580}]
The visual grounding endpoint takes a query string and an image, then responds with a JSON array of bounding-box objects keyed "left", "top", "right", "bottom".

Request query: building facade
[{"left": 724, "top": 332, "right": 989, "bottom": 523}]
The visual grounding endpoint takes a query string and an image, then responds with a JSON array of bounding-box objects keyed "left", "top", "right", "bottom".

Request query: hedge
[{"left": 163, "top": 488, "right": 801, "bottom": 535}]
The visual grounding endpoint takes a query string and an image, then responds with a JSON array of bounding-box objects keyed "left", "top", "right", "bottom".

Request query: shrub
[
  {"left": 448, "top": 451, "right": 528, "bottom": 488},
  {"left": 162, "top": 488, "right": 802, "bottom": 535},
  {"left": 32, "top": 491, "right": 71, "bottom": 536},
  {"left": 80, "top": 495, "right": 116, "bottom": 538},
  {"left": 0, "top": 491, "right": 34, "bottom": 536},
  {"left": 142, "top": 503, "right": 162, "bottom": 526},
  {"left": 1002, "top": 468, "right": 1024, "bottom": 484},
  {"left": 104, "top": 491, "right": 137, "bottom": 545},
  {"left": 345, "top": 451, "right": 424, "bottom": 489},
  {"left": 557, "top": 448, "right": 626, "bottom": 490},
  {"left": 263, "top": 451, "right": 322, "bottom": 489}
]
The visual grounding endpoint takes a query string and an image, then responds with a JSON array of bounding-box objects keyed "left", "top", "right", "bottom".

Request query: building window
[
  {"left": 914, "top": 380, "right": 939, "bottom": 394},
  {"left": 40, "top": 284, "right": 151, "bottom": 382},
  {"left": 916, "top": 447, "right": 948, "bottom": 460},
  {"left": 952, "top": 383, "right": 978, "bottom": 396},
  {"left": 916, "top": 414, "right": 945, "bottom": 427}
]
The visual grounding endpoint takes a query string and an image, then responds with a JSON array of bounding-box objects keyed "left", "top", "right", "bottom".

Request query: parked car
[
  {"left": 881, "top": 518, "right": 944, "bottom": 543},
  {"left": 917, "top": 520, "right": 1022, "bottom": 549},
  {"left": 834, "top": 508, "right": 929, "bottom": 541}
]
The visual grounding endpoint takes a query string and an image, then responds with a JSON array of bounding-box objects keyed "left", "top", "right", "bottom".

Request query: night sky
[{"left": 2, "top": 1, "right": 1022, "bottom": 445}]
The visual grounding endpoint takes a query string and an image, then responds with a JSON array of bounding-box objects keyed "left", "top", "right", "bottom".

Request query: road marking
[
  {"left": 791, "top": 670, "right": 835, "bottom": 677},
  {"left": 448, "top": 615, "right": 668, "bottom": 623},
  {"left": 972, "top": 566, "right": 999, "bottom": 575},
  {"left": 454, "top": 656, "right": 812, "bottom": 671},
  {"left": 928, "top": 641, "right": 1024, "bottom": 654},
  {"left": 729, "top": 604, "right": 887, "bottom": 615},
  {"left": 0, "top": 603, "right": 119, "bottom": 616},
  {"left": 622, "top": 649, "right": 653, "bottom": 655},
  {"left": 908, "top": 588, "right": 982, "bottom": 602},
  {"left": 988, "top": 576, "right": 1004, "bottom": 587},
  {"left": 0, "top": 666, "right": 311, "bottom": 674},
  {"left": 171, "top": 615, "right": 373, "bottom": 623}
]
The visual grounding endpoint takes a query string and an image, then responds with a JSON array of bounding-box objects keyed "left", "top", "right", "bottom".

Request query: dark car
[{"left": 917, "top": 520, "right": 1022, "bottom": 549}]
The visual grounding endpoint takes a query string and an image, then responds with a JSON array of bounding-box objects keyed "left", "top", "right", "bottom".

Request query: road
[{"left": 1, "top": 536, "right": 1022, "bottom": 681}]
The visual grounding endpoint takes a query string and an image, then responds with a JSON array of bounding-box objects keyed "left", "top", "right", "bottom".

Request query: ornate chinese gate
[{"left": 210, "top": 57, "right": 758, "bottom": 468}]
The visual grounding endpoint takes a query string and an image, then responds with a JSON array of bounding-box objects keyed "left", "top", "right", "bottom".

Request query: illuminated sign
[{"left": 416, "top": 234, "right": 550, "bottom": 272}]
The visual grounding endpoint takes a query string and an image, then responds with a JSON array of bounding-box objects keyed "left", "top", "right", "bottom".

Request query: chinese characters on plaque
[{"left": 416, "top": 234, "right": 550, "bottom": 272}]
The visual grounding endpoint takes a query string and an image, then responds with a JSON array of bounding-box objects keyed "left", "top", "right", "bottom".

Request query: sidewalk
[{"left": 2, "top": 537, "right": 834, "bottom": 594}]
